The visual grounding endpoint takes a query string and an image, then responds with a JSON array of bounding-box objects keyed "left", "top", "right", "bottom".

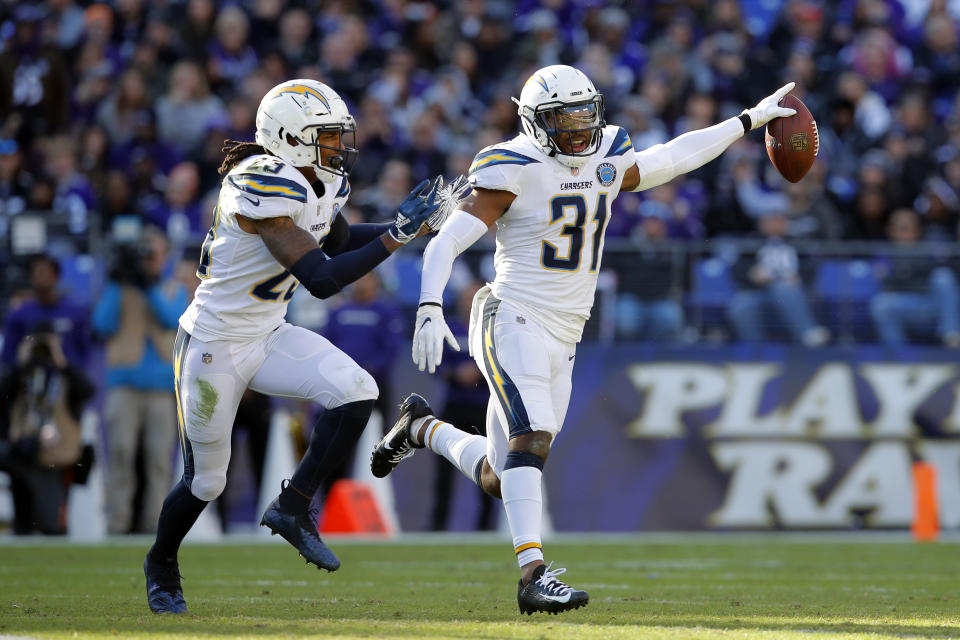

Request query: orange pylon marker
[
  {"left": 318, "top": 479, "right": 390, "bottom": 535},
  {"left": 911, "top": 462, "right": 939, "bottom": 542}
]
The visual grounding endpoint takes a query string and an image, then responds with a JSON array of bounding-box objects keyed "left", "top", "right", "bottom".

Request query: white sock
[
  {"left": 501, "top": 466, "right": 544, "bottom": 568},
  {"left": 415, "top": 418, "right": 486, "bottom": 486}
]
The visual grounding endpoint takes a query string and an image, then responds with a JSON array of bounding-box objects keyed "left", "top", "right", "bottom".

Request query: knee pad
[
  {"left": 190, "top": 473, "right": 226, "bottom": 501},
  {"left": 353, "top": 369, "right": 379, "bottom": 402},
  {"left": 503, "top": 450, "right": 545, "bottom": 471}
]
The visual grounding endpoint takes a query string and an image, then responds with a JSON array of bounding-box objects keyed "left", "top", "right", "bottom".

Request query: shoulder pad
[
  {"left": 469, "top": 147, "right": 541, "bottom": 175},
  {"left": 227, "top": 172, "right": 308, "bottom": 203},
  {"left": 232, "top": 154, "right": 289, "bottom": 176},
  {"left": 604, "top": 127, "right": 633, "bottom": 158}
]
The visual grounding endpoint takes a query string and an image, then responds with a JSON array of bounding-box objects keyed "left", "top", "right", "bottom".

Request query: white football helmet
[
  {"left": 513, "top": 65, "right": 605, "bottom": 168},
  {"left": 255, "top": 79, "right": 358, "bottom": 184}
]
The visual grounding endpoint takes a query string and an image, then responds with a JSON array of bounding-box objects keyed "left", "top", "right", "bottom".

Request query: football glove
[
  {"left": 425, "top": 175, "right": 470, "bottom": 231},
  {"left": 741, "top": 82, "right": 797, "bottom": 131},
  {"left": 389, "top": 178, "right": 441, "bottom": 244},
  {"left": 412, "top": 303, "right": 459, "bottom": 374}
]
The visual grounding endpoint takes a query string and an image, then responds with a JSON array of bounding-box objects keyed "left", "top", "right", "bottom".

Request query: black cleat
[
  {"left": 260, "top": 499, "right": 341, "bottom": 571},
  {"left": 517, "top": 563, "right": 589, "bottom": 615},
  {"left": 370, "top": 393, "right": 432, "bottom": 478},
  {"left": 144, "top": 557, "right": 187, "bottom": 614}
]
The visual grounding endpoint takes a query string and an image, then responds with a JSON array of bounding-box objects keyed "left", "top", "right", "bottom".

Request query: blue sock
[
  {"left": 147, "top": 478, "right": 208, "bottom": 565},
  {"left": 280, "top": 399, "right": 374, "bottom": 513}
]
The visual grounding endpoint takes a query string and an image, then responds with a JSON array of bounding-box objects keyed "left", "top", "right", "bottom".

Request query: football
[{"left": 765, "top": 93, "right": 819, "bottom": 183}]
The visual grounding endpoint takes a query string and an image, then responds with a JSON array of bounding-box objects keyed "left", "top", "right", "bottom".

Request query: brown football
[{"left": 765, "top": 93, "right": 818, "bottom": 183}]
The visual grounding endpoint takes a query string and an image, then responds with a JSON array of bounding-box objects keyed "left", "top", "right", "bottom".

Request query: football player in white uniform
[
  {"left": 371, "top": 65, "right": 796, "bottom": 614},
  {"left": 144, "top": 79, "right": 464, "bottom": 614}
]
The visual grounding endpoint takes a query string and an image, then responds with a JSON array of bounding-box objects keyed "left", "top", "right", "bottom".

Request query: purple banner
[
  {"left": 389, "top": 345, "right": 960, "bottom": 531},
  {"left": 548, "top": 345, "right": 960, "bottom": 531}
]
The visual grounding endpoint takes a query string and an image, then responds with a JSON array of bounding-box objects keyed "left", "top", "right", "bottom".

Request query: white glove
[
  {"left": 425, "top": 175, "right": 470, "bottom": 231},
  {"left": 412, "top": 303, "right": 459, "bottom": 374},
  {"left": 741, "top": 82, "right": 797, "bottom": 131}
]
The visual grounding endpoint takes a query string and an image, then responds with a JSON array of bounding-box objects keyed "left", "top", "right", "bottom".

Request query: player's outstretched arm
[
  {"left": 621, "top": 83, "right": 797, "bottom": 193},
  {"left": 324, "top": 176, "right": 469, "bottom": 257},
  {"left": 412, "top": 186, "right": 513, "bottom": 373},
  {"left": 244, "top": 179, "right": 442, "bottom": 300}
]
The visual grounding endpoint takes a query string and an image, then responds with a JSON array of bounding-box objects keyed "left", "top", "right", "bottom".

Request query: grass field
[{"left": 0, "top": 535, "right": 958, "bottom": 639}]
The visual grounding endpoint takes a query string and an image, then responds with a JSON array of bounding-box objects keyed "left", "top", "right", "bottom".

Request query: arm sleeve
[
  {"left": 290, "top": 237, "right": 391, "bottom": 300},
  {"left": 419, "top": 209, "right": 490, "bottom": 305},
  {"left": 323, "top": 213, "right": 393, "bottom": 257},
  {"left": 630, "top": 117, "right": 744, "bottom": 192},
  {"left": 344, "top": 224, "right": 393, "bottom": 250}
]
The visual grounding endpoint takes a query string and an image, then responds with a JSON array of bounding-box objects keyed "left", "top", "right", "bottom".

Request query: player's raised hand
[
  {"left": 741, "top": 82, "right": 797, "bottom": 131},
  {"left": 389, "top": 177, "right": 442, "bottom": 244},
  {"left": 425, "top": 175, "right": 470, "bottom": 232},
  {"left": 412, "top": 303, "right": 459, "bottom": 374}
]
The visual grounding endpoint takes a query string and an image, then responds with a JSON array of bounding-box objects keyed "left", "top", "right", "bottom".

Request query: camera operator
[
  {"left": 0, "top": 325, "right": 95, "bottom": 534},
  {"left": 92, "top": 227, "right": 188, "bottom": 534}
]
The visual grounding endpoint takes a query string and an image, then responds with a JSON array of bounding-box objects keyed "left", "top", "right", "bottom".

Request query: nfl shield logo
[{"left": 201, "top": 352, "right": 213, "bottom": 364}]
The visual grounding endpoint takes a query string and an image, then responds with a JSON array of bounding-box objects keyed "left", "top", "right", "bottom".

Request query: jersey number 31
[{"left": 542, "top": 193, "right": 608, "bottom": 272}]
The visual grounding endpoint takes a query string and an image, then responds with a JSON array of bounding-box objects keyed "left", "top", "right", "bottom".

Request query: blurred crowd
[
  {"left": 2, "top": 0, "right": 960, "bottom": 239},
  {"left": 3, "top": 0, "right": 960, "bottom": 533},
  {"left": 0, "top": 0, "right": 958, "bottom": 342}
]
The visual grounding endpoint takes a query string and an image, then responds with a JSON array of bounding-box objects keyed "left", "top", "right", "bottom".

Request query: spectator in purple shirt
[
  {"left": 207, "top": 6, "right": 259, "bottom": 93},
  {"left": 0, "top": 4, "right": 71, "bottom": 139},
  {"left": 43, "top": 135, "right": 96, "bottom": 234},
  {"left": 144, "top": 162, "right": 203, "bottom": 243},
  {"left": 2, "top": 255, "right": 91, "bottom": 370},
  {"left": 108, "top": 109, "right": 182, "bottom": 177}
]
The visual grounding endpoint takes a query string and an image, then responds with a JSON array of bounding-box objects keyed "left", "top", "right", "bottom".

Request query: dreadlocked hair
[{"left": 219, "top": 140, "right": 269, "bottom": 175}]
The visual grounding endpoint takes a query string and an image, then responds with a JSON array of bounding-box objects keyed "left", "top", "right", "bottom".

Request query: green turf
[{"left": 0, "top": 537, "right": 957, "bottom": 639}]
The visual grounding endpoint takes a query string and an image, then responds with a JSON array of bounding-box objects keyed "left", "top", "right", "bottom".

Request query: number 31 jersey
[
  {"left": 179, "top": 154, "right": 349, "bottom": 342},
  {"left": 468, "top": 125, "right": 637, "bottom": 343}
]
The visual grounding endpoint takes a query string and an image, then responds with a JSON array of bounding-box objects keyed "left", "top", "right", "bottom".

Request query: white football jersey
[
  {"left": 180, "top": 154, "right": 350, "bottom": 341},
  {"left": 468, "top": 125, "right": 637, "bottom": 343}
]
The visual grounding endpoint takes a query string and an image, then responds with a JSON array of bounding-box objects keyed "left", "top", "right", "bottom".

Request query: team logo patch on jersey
[
  {"left": 201, "top": 352, "right": 213, "bottom": 364},
  {"left": 596, "top": 162, "right": 617, "bottom": 186}
]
